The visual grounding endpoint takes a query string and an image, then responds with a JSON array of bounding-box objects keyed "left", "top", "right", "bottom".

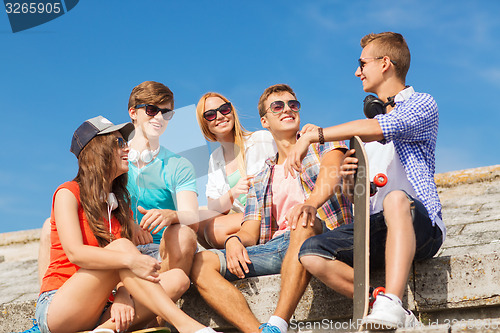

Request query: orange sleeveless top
[{"left": 40, "top": 181, "right": 123, "bottom": 295}]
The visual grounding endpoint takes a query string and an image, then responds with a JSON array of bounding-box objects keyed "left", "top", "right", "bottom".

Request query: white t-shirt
[
  {"left": 206, "top": 130, "right": 277, "bottom": 213},
  {"left": 365, "top": 141, "right": 446, "bottom": 239}
]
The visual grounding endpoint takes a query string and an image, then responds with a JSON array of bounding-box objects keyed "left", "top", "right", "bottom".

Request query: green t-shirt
[
  {"left": 227, "top": 169, "right": 247, "bottom": 206},
  {"left": 127, "top": 146, "right": 197, "bottom": 244}
]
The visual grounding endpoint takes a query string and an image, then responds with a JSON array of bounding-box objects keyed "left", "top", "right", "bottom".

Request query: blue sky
[{"left": 1, "top": 1, "right": 499, "bottom": 233}]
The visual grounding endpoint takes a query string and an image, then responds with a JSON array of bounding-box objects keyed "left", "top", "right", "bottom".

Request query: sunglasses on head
[
  {"left": 115, "top": 137, "right": 128, "bottom": 149},
  {"left": 135, "top": 104, "right": 175, "bottom": 120},
  {"left": 203, "top": 102, "right": 232, "bottom": 121},
  {"left": 267, "top": 100, "right": 301, "bottom": 114}
]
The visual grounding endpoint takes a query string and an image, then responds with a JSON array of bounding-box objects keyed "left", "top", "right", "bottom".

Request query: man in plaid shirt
[
  {"left": 191, "top": 84, "right": 352, "bottom": 333},
  {"left": 287, "top": 32, "right": 446, "bottom": 330}
]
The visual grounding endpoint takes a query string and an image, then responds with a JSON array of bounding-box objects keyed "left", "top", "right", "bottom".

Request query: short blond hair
[{"left": 361, "top": 32, "right": 410, "bottom": 82}]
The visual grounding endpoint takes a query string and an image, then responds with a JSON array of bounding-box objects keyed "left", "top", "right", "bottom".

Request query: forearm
[
  {"left": 305, "top": 150, "right": 344, "bottom": 209},
  {"left": 305, "top": 119, "right": 384, "bottom": 144},
  {"left": 207, "top": 191, "right": 233, "bottom": 214},
  {"left": 229, "top": 221, "right": 260, "bottom": 247},
  {"left": 67, "top": 245, "right": 133, "bottom": 270}
]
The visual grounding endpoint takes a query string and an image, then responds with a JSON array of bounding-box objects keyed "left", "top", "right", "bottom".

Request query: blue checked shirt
[
  {"left": 375, "top": 86, "right": 442, "bottom": 224},
  {"left": 243, "top": 141, "right": 354, "bottom": 245}
]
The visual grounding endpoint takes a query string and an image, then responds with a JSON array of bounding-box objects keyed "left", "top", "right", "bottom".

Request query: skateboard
[
  {"left": 79, "top": 327, "right": 170, "bottom": 333},
  {"left": 351, "top": 137, "right": 388, "bottom": 327},
  {"left": 350, "top": 136, "right": 371, "bottom": 324}
]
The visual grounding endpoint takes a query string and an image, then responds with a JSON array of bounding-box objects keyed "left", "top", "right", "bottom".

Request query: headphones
[
  {"left": 128, "top": 146, "right": 160, "bottom": 164},
  {"left": 107, "top": 192, "right": 118, "bottom": 210},
  {"left": 363, "top": 95, "right": 395, "bottom": 119}
]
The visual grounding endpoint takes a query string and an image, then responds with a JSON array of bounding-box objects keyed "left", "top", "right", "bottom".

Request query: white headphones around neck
[
  {"left": 107, "top": 192, "right": 118, "bottom": 211},
  {"left": 128, "top": 146, "right": 160, "bottom": 164}
]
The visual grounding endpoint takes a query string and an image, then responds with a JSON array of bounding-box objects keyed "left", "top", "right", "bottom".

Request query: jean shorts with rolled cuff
[
  {"left": 137, "top": 243, "right": 162, "bottom": 261},
  {"left": 35, "top": 289, "right": 112, "bottom": 333},
  {"left": 209, "top": 232, "right": 290, "bottom": 281},
  {"left": 35, "top": 290, "right": 57, "bottom": 333},
  {"left": 299, "top": 192, "right": 443, "bottom": 268}
]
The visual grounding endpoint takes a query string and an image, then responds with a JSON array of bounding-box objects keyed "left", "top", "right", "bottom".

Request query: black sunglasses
[
  {"left": 115, "top": 137, "right": 128, "bottom": 149},
  {"left": 203, "top": 102, "right": 232, "bottom": 121},
  {"left": 358, "top": 57, "right": 397, "bottom": 71},
  {"left": 267, "top": 100, "right": 301, "bottom": 114},
  {"left": 135, "top": 104, "right": 175, "bottom": 120}
]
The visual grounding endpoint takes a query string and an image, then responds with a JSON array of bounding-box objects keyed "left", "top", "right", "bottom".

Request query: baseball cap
[{"left": 70, "top": 115, "right": 135, "bottom": 158}]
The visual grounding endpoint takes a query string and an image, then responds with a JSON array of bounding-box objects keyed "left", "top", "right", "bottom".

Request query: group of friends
[{"left": 34, "top": 32, "right": 446, "bottom": 333}]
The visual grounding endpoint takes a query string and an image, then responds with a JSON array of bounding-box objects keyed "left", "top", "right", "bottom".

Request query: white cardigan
[{"left": 205, "top": 130, "right": 277, "bottom": 213}]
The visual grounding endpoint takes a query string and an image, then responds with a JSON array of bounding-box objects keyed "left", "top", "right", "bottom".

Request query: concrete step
[{"left": 174, "top": 252, "right": 500, "bottom": 331}]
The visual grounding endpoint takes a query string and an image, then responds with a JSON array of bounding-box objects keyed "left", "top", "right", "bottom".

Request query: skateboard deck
[
  {"left": 79, "top": 327, "right": 170, "bottom": 333},
  {"left": 350, "top": 136, "right": 370, "bottom": 325}
]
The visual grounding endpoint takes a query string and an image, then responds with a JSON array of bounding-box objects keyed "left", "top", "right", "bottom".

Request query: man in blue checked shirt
[
  {"left": 191, "top": 84, "right": 353, "bottom": 333},
  {"left": 286, "top": 32, "right": 446, "bottom": 330}
]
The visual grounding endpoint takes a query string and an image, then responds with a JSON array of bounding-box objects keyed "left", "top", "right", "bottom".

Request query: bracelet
[
  {"left": 228, "top": 189, "right": 235, "bottom": 203},
  {"left": 224, "top": 235, "right": 242, "bottom": 248},
  {"left": 318, "top": 127, "right": 325, "bottom": 144}
]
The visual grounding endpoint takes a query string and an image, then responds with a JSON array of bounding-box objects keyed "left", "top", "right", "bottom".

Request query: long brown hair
[
  {"left": 74, "top": 134, "right": 133, "bottom": 247},
  {"left": 196, "top": 92, "right": 250, "bottom": 177}
]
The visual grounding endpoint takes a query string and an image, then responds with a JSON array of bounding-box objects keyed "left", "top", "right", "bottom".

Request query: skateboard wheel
[
  {"left": 373, "top": 173, "right": 388, "bottom": 187},
  {"left": 372, "top": 286, "right": 386, "bottom": 299}
]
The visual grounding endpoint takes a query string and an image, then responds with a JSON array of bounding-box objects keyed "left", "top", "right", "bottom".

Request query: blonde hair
[
  {"left": 360, "top": 32, "right": 410, "bottom": 82},
  {"left": 196, "top": 92, "right": 250, "bottom": 176}
]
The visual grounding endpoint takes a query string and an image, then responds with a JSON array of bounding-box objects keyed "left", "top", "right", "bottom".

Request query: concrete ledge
[
  {"left": 435, "top": 165, "right": 500, "bottom": 187},
  {"left": 0, "top": 228, "right": 41, "bottom": 246},
  {"left": 178, "top": 252, "right": 500, "bottom": 331},
  {"left": 0, "top": 300, "right": 36, "bottom": 332}
]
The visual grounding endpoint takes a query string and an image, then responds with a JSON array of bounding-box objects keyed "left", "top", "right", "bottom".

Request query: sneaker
[
  {"left": 362, "top": 294, "right": 411, "bottom": 330},
  {"left": 17, "top": 319, "right": 40, "bottom": 333},
  {"left": 259, "top": 323, "right": 281, "bottom": 333}
]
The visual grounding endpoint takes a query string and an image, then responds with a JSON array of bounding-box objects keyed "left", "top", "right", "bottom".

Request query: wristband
[
  {"left": 318, "top": 127, "right": 325, "bottom": 144},
  {"left": 224, "top": 235, "right": 242, "bottom": 248},
  {"left": 228, "top": 189, "right": 235, "bottom": 203}
]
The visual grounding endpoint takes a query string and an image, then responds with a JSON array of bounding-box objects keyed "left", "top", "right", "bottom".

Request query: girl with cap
[
  {"left": 196, "top": 93, "right": 277, "bottom": 248},
  {"left": 36, "top": 116, "right": 217, "bottom": 333}
]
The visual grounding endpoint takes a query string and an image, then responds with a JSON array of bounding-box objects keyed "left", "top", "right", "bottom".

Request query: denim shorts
[
  {"left": 35, "top": 290, "right": 112, "bottom": 333},
  {"left": 299, "top": 193, "right": 443, "bottom": 268},
  {"left": 209, "top": 232, "right": 290, "bottom": 281},
  {"left": 137, "top": 243, "right": 161, "bottom": 261},
  {"left": 35, "top": 290, "right": 57, "bottom": 333}
]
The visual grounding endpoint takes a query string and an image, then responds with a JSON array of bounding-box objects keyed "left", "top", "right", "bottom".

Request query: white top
[
  {"left": 206, "top": 130, "right": 277, "bottom": 213},
  {"left": 365, "top": 141, "right": 446, "bottom": 240}
]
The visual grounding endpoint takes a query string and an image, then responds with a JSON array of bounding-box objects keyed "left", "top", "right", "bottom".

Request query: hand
[
  {"left": 128, "top": 253, "right": 161, "bottom": 283},
  {"left": 132, "top": 223, "right": 153, "bottom": 245},
  {"left": 340, "top": 149, "right": 357, "bottom": 196},
  {"left": 138, "top": 206, "right": 178, "bottom": 234},
  {"left": 225, "top": 237, "right": 251, "bottom": 279},
  {"left": 299, "top": 123, "right": 319, "bottom": 136},
  {"left": 284, "top": 134, "right": 310, "bottom": 178},
  {"left": 110, "top": 288, "right": 135, "bottom": 332},
  {"left": 285, "top": 204, "right": 318, "bottom": 230},
  {"left": 230, "top": 175, "right": 254, "bottom": 198}
]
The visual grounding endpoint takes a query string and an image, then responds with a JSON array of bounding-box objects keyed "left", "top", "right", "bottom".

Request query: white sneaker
[{"left": 361, "top": 294, "right": 417, "bottom": 330}]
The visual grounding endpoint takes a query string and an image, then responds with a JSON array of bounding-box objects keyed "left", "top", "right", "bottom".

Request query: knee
[
  {"left": 190, "top": 251, "right": 219, "bottom": 285},
  {"left": 289, "top": 223, "right": 318, "bottom": 244},
  {"left": 382, "top": 191, "right": 410, "bottom": 211},
  {"left": 107, "top": 238, "right": 136, "bottom": 251},
  {"left": 40, "top": 218, "right": 51, "bottom": 243},
  {"left": 167, "top": 268, "right": 191, "bottom": 294},
  {"left": 163, "top": 225, "right": 197, "bottom": 253}
]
